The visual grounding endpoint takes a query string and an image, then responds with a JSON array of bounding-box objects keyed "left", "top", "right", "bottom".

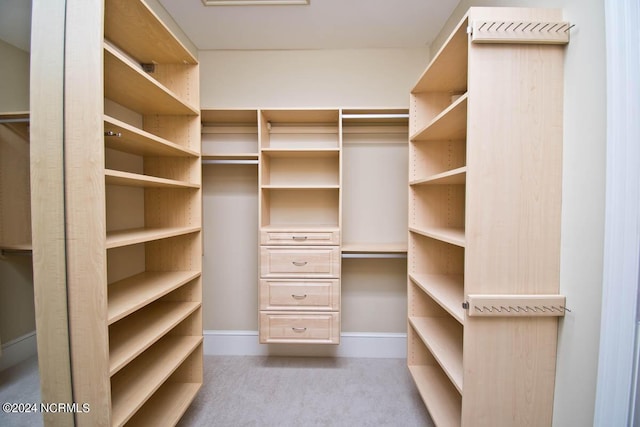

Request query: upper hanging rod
[
  {"left": 0, "top": 117, "right": 30, "bottom": 124},
  {"left": 342, "top": 114, "right": 409, "bottom": 120}
]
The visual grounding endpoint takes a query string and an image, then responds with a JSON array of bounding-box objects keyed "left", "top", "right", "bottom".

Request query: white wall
[
  {"left": 199, "top": 48, "right": 429, "bottom": 108},
  {"left": 433, "top": 1, "right": 606, "bottom": 426}
]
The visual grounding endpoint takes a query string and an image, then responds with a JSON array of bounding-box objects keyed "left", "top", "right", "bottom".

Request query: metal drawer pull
[
  {"left": 292, "top": 261, "right": 308, "bottom": 267},
  {"left": 292, "top": 327, "right": 307, "bottom": 333},
  {"left": 291, "top": 294, "right": 308, "bottom": 300},
  {"left": 292, "top": 236, "right": 308, "bottom": 241}
]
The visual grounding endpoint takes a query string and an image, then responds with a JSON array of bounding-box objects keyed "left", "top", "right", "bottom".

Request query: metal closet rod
[
  {"left": 341, "top": 253, "right": 407, "bottom": 259},
  {"left": 202, "top": 159, "right": 259, "bottom": 165},
  {"left": 0, "top": 118, "right": 30, "bottom": 124},
  {"left": 341, "top": 113, "right": 409, "bottom": 120}
]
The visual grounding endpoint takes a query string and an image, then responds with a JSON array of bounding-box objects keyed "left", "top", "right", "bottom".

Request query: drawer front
[
  {"left": 260, "top": 246, "right": 340, "bottom": 278},
  {"left": 259, "top": 312, "right": 340, "bottom": 344},
  {"left": 260, "top": 230, "right": 340, "bottom": 246},
  {"left": 259, "top": 279, "right": 340, "bottom": 311}
]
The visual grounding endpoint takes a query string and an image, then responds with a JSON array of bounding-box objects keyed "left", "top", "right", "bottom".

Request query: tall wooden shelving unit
[
  {"left": 32, "top": 0, "right": 202, "bottom": 425},
  {"left": 258, "top": 109, "right": 342, "bottom": 344},
  {"left": 408, "top": 7, "right": 568, "bottom": 426}
]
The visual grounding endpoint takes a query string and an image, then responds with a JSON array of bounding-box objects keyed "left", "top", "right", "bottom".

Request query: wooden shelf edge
[
  {"left": 109, "top": 301, "right": 201, "bottom": 375},
  {"left": 410, "top": 167, "right": 467, "bottom": 186},
  {"left": 106, "top": 226, "right": 201, "bottom": 249},
  {"left": 410, "top": 93, "right": 468, "bottom": 142},
  {"left": 409, "top": 227, "right": 466, "bottom": 248},
  {"left": 104, "top": 115, "right": 199, "bottom": 158},
  {"left": 104, "top": 42, "right": 199, "bottom": 116},
  {"left": 411, "top": 12, "right": 469, "bottom": 94},
  {"left": 409, "top": 273, "right": 465, "bottom": 324},
  {"left": 124, "top": 381, "right": 202, "bottom": 427},
  {"left": 105, "top": 169, "right": 200, "bottom": 189},
  {"left": 111, "top": 335, "right": 202, "bottom": 426},
  {"left": 108, "top": 271, "right": 201, "bottom": 324},
  {"left": 408, "top": 365, "right": 462, "bottom": 427},
  {"left": 409, "top": 316, "right": 463, "bottom": 393}
]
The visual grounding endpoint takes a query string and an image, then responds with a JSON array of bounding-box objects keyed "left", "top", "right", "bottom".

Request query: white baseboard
[
  {"left": 0, "top": 331, "right": 37, "bottom": 371},
  {"left": 203, "top": 330, "right": 407, "bottom": 358}
]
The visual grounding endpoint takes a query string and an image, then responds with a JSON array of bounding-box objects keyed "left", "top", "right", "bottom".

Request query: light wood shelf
[
  {"left": 409, "top": 316, "right": 463, "bottom": 393},
  {"left": 110, "top": 335, "right": 202, "bottom": 426},
  {"left": 104, "top": 0, "right": 196, "bottom": 65},
  {"left": 105, "top": 169, "right": 199, "bottom": 189},
  {"left": 104, "top": 115, "right": 198, "bottom": 158},
  {"left": 124, "top": 381, "right": 201, "bottom": 427},
  {"left": 412, "top": 16, "right": 468, "bottom": 94},
  {"left": 410, "top": 273, "right": 464, "bottom": 324},
  {"left": 109, "top": 301, "right": 200, "bottom": 375},
  {"left": 0, "top": 243, "right": 32, "bottom": 252},
  {"left": 408, "top": 365, "right": 462, "bottom": 427},
  {"left": 409, "top": 227, "right": 465, "bottom": 248},
  {"left": 262, "top": 185, "right": 340, "bottom": 190},
  {"left": 107, "top": 271, "right": 201, "bottom": 325},
  {"left": 105, "top": 226, "right": 200, "bottom": 249},
  {"left": 411, "top": 94, "right": 468, "bottom": 142},
  {"left": 261, "top": 148, "right": 340, "bottom": 157},
  {"left": 104, "top": 43, "right": 199, "bottom": 116},
  {"left": 410, "top": 167, "right": 467, "bottom": 186}
]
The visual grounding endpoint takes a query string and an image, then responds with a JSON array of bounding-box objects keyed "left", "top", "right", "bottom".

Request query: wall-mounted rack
[
  {"left": 465, "top": 294, "right": 568, "bottom": 317},
  {"left": 470, "top": 20, "right": 572, "bottom": 44}
]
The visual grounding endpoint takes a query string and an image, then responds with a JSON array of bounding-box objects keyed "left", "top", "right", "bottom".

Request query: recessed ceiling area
[{"left": 159, "top": 0, "right": 460, "bottom": 50}]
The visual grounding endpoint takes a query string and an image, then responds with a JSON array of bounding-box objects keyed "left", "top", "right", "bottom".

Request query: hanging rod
[
  {"left": 341, "top": 114, "right": 409, "bottom": 120},
  {"left": 0, "top": 118, "right": 30, "bottom": 124},
  {"left": 341, "top": 253, "right": 407, "bottom": 259},
  {"left": 202, "top": 159, "right": 259, "bottom": 165}
]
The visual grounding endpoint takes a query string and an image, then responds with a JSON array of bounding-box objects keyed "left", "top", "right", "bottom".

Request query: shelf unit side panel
[
  {"left": 152, "top": 64, "right": 200, "bottom": 111},
  {"left": 465, "top": 43, "right": 564, "bottom": 296},
  {"left": 461, "top": 317, "right": 559, "bottom": 426},
  {"left": 409, "top": 139, "right": 467, "bottom": 182},
  {"left": 64, "top": 0, "right": 112, "bottom": 423}
]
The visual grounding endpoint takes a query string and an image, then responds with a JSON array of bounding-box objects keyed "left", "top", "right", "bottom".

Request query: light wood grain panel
[
  {"left": 411, "top": 94, "right": 468, "bottom": 142},
  {"left": 64, "top": 1, "right": 111, "bottom": 424},
  {"left": 461, "top": 317, "right": 558, "bottom": 427},
  {"left": 465, "top": 23, "right": 563, "bottom": 296},
  {"left": 409, "top": 139, "right": 466, "bottom": 182},
  {"left": 143, "top": 115, "right": 201, "bottom": 153},
  {"left": 410, "top": 274, "right": 465, "bottom": 324},
  {"left": 261, "top": 229, "right": 340, "bottom": 245},
  {"left": 105, "top": 169, "right": 199, "bottom": 188},
  {"left": 29, "top": 1, "right": 73, "bottom": 424},
  {"left": 104, "top": 0, "right": 197, "bottom": 65}
]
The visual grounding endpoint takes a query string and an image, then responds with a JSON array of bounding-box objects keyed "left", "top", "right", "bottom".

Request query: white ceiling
[
  {"left": 0, "top": 0, "right": 460, "bottom": 52},
  {"left": 158, "top": 0, "right": 461, "bottom": 50}
]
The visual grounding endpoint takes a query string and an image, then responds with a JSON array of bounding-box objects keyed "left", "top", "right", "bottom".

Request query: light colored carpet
[
  {"left": 179, "top": 356, "right": 434, "bottom": 427},
  {"left": 0, "top": 355, "right": 434, "bottom": 426}
]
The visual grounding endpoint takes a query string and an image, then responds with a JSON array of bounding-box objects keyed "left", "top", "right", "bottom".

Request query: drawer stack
[
  {"left": 258, "top": 109, "right": 342, "bottom": 344},
  {"left": 259, "top": 230, "right": 341, "bottom": 343}
]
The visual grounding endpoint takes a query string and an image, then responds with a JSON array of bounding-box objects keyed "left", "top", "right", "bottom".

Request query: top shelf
[
  {"left": 104, "top": 0, "right": 197, "bottom": 65},
  {"left": 412, "top": 15, "right": 468, "bottom": 94},
  {"left": 262, "top": 109, "right": 340, "bottom": 125}
]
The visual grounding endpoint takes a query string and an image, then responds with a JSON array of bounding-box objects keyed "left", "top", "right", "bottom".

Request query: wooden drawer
[
  {"left": 259, "top": 312, "right": 340, "bottom": 344},
  {"left": 260, "top": 246, "right": 340, "bottom": 278},
  {"left": 259, "top": 279, "right": 340, "bottom": 311},
  {"left": 260, "top": 229, "right": 340, "bottom": 246}
]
